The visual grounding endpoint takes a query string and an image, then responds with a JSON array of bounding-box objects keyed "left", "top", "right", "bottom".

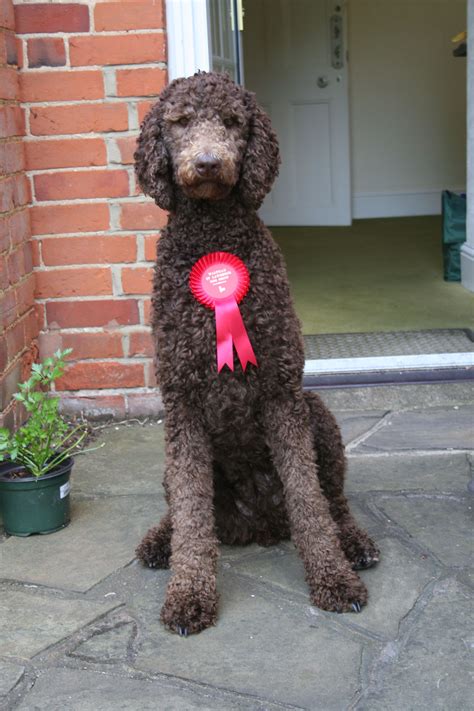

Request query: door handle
[{"left": 317, "top": 76, "right": 329, "bottom": 88}]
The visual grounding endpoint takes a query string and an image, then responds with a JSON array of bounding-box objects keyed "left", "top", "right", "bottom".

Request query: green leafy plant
[{"left": 0, "top": 349, "right": 97, "bottom": 478}]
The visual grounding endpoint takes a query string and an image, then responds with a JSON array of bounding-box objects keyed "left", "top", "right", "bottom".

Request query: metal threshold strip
[{"left": 302, "top": 330, "right": 474, "bottom": 387}]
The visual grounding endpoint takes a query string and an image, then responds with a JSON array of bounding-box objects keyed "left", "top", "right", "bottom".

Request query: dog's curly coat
[{"left": 135, "top": 72, "right": 379, "bottom": 635}]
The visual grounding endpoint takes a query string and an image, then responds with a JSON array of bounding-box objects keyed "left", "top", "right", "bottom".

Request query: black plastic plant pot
[{"left": 0, "top": 457, "right": 73, "bottom": 536}]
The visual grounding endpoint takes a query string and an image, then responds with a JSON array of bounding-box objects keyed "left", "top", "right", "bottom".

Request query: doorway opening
[{"left": 241, "top": 0, "right": 473, "bottom": 382}]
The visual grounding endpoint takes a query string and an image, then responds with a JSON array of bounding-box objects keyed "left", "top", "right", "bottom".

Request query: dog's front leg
[
  {"left": 264, "top": 397, "right": 368, "bottom": 613},
  {"left": 160, "top": 412, "right": 219, "bottom": 635}
]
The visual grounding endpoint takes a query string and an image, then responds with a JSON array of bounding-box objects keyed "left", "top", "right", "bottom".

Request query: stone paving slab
[
  {"left": 229, "top": 537, "right": 438, "bottom": 639},
  {"left": 69, "top": 622, "right": 135, "bottom": 663},
  {"left": 354, "top": 405, "right": 474, "bottom": 452},
  {"left": 15, "top": 668, "right": 276, "bottom": 711},
  {"left": 0, "top": 660, "right": 24, "bottom": 697},
  {"left": 0, "top": 588, "right": 119, "bottom": 659},
  {"left": 73, "top": 423, "right": 165, "bottom": 496},
  {"left": 0, "top": 496, "right": 165, "bottom": 592},
  {"left": 375, "top": 495, "right": 474, "bottom": 567},
  {"left": 346, "top": 452, "right": 471, "bottom": 493},
  {"left": 335, "top": 410, "right": 386, "bottom": 446},
  {"left": 363, "top": 579, "right": 473, "bottom": 710},
  {"left": 134, "top": 573, "right": 365, "bottom": 710}
]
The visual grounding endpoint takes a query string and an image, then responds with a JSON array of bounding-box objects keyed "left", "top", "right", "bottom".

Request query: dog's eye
[
  {"left": 223, "top": 116, "right": 238, "bottom": 128},
  {"left": 177, "top": 117, "right": 190, "bottom": 127}
]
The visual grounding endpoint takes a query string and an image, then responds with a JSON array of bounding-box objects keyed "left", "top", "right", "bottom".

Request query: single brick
[
  {"left": 14, "top": 4, "right": 89, "bottom": 34},
  {"left": 0, "top": 140, "right": 24, "bottom": 175},
  {"left": 0, "top": 1, "right": 15, "bottom": 31},
  {"left": 34, "top": 169, "right": 129, "bottom": 201},
  {"left": 137, "top": 100, "right": 155, "bottom": 125},
  {"left": 46, "top": 299, "right": 139, "bottom": 328},
  {"left": 120, "top": 201, "right": 167, "bottom": 230},
  {"left": 144, "top": 233, "right": 159, "bottom": 260},
  {"left": 23, "top": 242, "right": 33, "bottom": 274},
  {"left": 70, "top": 33, "right": 165, "bottom": 67},
  {"left": 0, "top": 174, "right": 30, "bottom": 213},
  {"left": 24, "top": 308, "right": 39, "bottom": 346},
  {"left": 144, "top": 359, "right": 157, "bottom": 387},
  {"left": 0, "top": 67, "right": 19, "bottom": 101},
  {"left": 0, "top": 335, "right": 7, "bottom": 373},
  {"left": 126, "top": 391, "right": 163, "bottom": 417},
  {"left": 8, "top": 209, "right": 31, "bottom": 247},
  {"left": 143, "top": 297, "right": 152, "bottom": 324},
  {"left": 0, "top": 257, "right": 8, "bottom": 289},
  {"left": 27, "top": 37, "right": 65, "bottom": 68},
  {"left": 6, "top": 318, "right": 26, "bottom": 362},
  {"left": 35, "top": 266, "right": 112, "bottom": 298},
  {"left": 121, "top": 266, "right": 153, "bottom": 294},
  {"left": 34, "top": 303, "right": 45, "bottom": 331},
  {"left": 114, "top": 135, "right": 138, "bottom": 165},
  {"left": 129, "top": 330, "right": 153, "bottom": 357},
  {"left": 41, "top": 234, "right": 136, "bottom": 266},
  {"left": 16, "top": 273, "right": 35, "bottom": 317},
  {"left": 58, "top": 393, "right": 126, "bottom": 418},
  {"left": 21, "top": 70, "right": 103, "bottom": 103},
  {"left": 30, "top": 103, "right": 128, "bottom": 136},
  {"left": 0, "top": 105, "right": 25, "bottom": 138},
  {"left": 0, "top": 360, "right": 22, "bottom": 411},
  {"left": 94, "top": 1, "right": 164, "bottom": 31},
  {"left": 5, "top": 32, "right": 18, "bottom": 65},
  {"left": 30, "top": 202, "right": 109, "bottom": 235},
  {"left": 116, "top": 67, "right": 166, "bottom": 97},
  {"left": 7, "top": 246, "right": 24, "bottom": 285},
  {"left": 56, "top": 360, "right": 145, "bottom": 390},
  {"left": 1, "top": 290, "right": 17, "bottom": 329},
  {"left": 25, "top": 137, "right": 106, "bottom": 170},
  {"left": 40, "top": 330, "right": 123, "bottom": 360}
]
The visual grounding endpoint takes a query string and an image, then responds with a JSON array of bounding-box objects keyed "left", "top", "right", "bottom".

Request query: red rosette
[{"left": 189, "top": 252, "right": 250, "bottom": 310}]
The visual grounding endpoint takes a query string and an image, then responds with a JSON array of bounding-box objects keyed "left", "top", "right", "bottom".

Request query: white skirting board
[{"left": 352, "top": 188, "right": 465, "bottom": 219}]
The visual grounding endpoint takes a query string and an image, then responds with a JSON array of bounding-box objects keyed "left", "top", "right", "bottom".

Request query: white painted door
[{"left": 243, "top": 0, "right": 351, "bottom": 225}]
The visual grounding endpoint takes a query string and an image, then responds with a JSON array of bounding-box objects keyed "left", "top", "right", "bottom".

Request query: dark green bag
[{"left": 442, "top": 190, "right": 466, "bottom": 281}]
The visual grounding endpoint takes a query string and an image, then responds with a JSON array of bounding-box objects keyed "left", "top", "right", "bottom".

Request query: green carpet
[{"left": 271, "top": 217, "right": 474, "bottom": 335}]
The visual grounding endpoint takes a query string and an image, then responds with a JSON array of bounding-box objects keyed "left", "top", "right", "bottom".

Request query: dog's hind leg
[
  {"left": 305, "top": 391, "right": 379, "bottom": 570},
  {"left": 136, "top": 511, "right": 172, "bottom": 569}
]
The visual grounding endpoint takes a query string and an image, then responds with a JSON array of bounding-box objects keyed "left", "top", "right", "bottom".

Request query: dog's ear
[
  {"left": 238, "top": 93, "right": 280, "bottom": 209},
  {"left": 134, "top": 101, "right": 175, "bottom": 211}
]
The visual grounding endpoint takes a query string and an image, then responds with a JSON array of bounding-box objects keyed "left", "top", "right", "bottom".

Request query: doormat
[{"left": 303, "top": 328, "right": 474, "bottom": 360}]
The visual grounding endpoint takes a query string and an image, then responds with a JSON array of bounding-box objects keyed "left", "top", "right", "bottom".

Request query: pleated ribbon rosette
[{"left": 189, "top": 252, "right": 258, "bottom": 372}]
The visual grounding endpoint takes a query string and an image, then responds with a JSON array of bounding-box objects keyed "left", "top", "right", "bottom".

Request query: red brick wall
[
  {"left": 14, "top": 0, "right": 167, "bottom": 418},
  {"left": 0, "top": 0, "right": 38, "bottom": 431}
]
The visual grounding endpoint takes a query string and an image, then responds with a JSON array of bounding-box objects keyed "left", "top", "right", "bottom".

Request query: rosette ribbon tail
[{"left": 215, "top": 297, "right": 258, "bottom": 373}]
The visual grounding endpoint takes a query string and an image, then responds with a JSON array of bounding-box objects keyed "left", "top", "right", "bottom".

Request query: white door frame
[{"left": 165, "top": 0, "right": 211, "bottom": 80}]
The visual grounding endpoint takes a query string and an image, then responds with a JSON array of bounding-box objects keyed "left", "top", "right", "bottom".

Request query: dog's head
[{"left": 134, "top": 71, "right": 280, "bottom": 211}]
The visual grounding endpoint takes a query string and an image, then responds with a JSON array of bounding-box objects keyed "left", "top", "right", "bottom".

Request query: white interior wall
[{"left": 349, "top": 0, "right": 467, "bottom": 217}]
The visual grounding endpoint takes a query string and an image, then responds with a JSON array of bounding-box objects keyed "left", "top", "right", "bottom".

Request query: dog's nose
[{"left": 195, "top": 154, "right": 221, "bottom": 178}]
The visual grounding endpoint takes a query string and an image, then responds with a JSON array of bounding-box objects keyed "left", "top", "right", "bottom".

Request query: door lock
[{"left": 317, "top": 76, "right": 329, "bottom": 88}]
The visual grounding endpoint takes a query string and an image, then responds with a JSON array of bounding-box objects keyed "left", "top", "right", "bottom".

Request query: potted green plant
[{"left": 0, "top": 349, "right": 95, "bottom": 536}]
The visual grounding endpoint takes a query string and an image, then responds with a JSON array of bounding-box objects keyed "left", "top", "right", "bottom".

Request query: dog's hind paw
[
  {"left": 338, "top": 526, "right": 380, "bottom": 571},
  {"left": 135, "top": 525, "right": 171, "bottom": 569}
]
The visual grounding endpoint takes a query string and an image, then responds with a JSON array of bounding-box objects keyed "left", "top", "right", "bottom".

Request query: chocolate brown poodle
[{"left": 135, "top": 72, "right": 379, "bottom": 635}]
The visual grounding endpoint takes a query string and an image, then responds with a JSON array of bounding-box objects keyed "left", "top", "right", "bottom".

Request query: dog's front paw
[
  {"left": 310, "top": 569, "right": 368, "bottom": 614},
  {"left": 161, "top": 574, "right": 218, "bottom": 635}
]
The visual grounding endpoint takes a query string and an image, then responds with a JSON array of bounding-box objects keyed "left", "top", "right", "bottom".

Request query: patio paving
[{"left": 0, "top": 386, "right": 473, "bottom": 710}]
